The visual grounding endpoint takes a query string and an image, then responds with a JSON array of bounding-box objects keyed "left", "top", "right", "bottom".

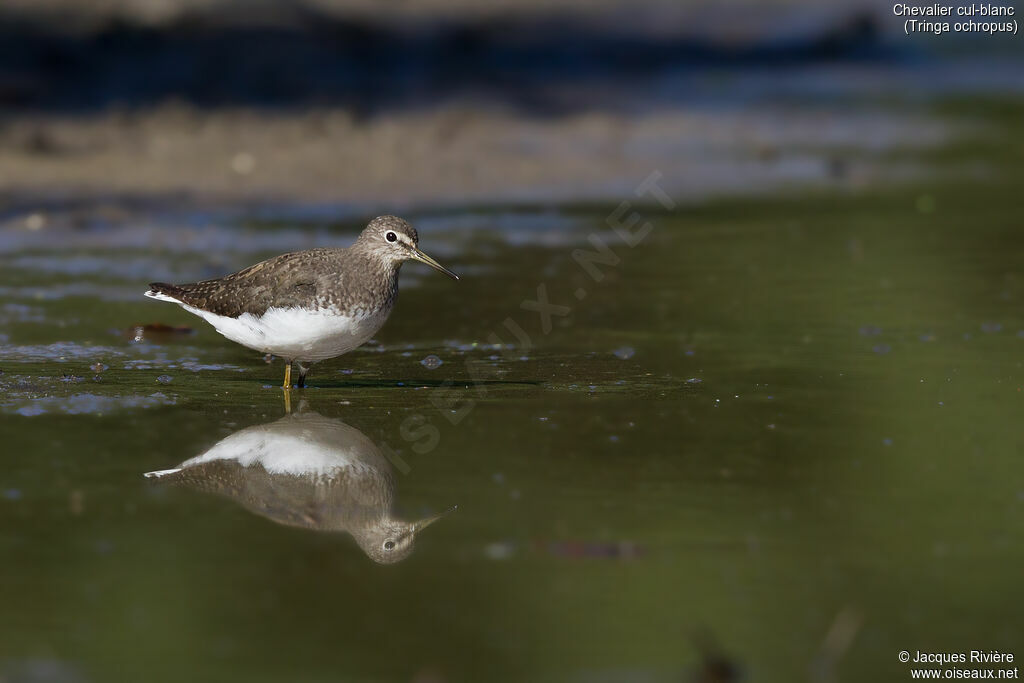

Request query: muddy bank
[{"left": 0, "top": 101, "right": 950, "bottom": 209}]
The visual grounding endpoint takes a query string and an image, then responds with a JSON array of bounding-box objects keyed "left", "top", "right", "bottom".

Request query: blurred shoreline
[{"left": 0, "top": 0, "right": 1020, "bottom": 209}]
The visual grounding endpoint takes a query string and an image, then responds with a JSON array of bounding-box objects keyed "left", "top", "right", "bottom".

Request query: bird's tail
[
  {"left": 144, "top": 467, "right": 182, "bottom": 479},
  {"left": 145, "top": 282, "right": 186, "bottom": 303}
]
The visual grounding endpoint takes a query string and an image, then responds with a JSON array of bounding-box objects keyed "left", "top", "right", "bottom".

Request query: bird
[
  {"left": 144, "top": 215, "right": 458, "bottom": 389},
  {"left": 144, "top": 410, "right": 455, "bottom": 564}
]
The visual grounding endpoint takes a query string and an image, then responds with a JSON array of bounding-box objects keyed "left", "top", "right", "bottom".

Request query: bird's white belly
[
  {"left": 185, "top": 305, "right": 390, "bottom": 362},
  {"left": 179, "top": 431, "right": 366, "bottom": 477}
]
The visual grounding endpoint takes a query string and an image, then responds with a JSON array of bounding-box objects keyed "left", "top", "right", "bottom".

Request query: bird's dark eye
[
  {"left": 384, "top": 540, "right": 395, "bottom": 550},
  {"left": 386, "top": 231, "right": 397, "bottom": 243}
]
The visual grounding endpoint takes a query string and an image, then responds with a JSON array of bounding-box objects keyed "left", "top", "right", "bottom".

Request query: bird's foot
[{"left": 297, "top": 362, "right": 310, "bottom": 389}]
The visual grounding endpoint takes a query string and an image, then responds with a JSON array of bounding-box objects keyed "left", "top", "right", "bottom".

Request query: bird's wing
[{"left": 148, "top": 250, "right": 333, "bottom": 318}]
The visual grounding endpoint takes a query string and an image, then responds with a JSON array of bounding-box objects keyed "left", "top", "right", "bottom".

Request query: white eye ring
[
  {"left": 386, "top": 231, "right": 398, "bottom": 243},
  {"left": 383, "top": 540, "right": 395, "bottom": 550}
]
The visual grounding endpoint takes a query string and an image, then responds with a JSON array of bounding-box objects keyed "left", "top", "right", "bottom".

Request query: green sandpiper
[{"left": 145, "top": 215, "right": 458, "bottom": 389}]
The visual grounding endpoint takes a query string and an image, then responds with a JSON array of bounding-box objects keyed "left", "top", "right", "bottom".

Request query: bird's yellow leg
[{"left": 282, "top": 361, "right": 293, "bottom": 414}]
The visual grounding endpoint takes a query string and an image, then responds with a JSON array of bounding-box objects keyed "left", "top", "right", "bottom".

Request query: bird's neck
[{"left": 349, "top": 250, "right": 400, "bottom": 308}]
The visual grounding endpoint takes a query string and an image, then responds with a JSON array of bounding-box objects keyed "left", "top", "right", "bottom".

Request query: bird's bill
[
  {"left": 410, "top": 248, "right": 459, "bottom": 280},
  {"left": 413, "top": 504, "right": 458, "bottom": 532}
]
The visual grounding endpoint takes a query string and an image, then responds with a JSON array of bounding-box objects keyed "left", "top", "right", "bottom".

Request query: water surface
[{"left": 1, "top": 113, "right": 1023, "bottom": 681}]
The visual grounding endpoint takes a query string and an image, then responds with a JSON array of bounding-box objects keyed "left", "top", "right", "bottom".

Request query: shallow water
[{"left": 2, "top": 126, "right": 1024, "bottom": 681}]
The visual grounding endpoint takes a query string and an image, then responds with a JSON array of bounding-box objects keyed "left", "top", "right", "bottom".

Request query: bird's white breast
[{"left": 184, "top": 304, "right": 391, "bottom": 362}]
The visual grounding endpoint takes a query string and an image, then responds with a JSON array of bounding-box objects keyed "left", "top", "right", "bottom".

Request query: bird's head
[
  {"left": 352, "top": 506, "right": 457, "bottom": 564},
  {"left": 358, "top": 215, "right": 459, "bottom": 280}
]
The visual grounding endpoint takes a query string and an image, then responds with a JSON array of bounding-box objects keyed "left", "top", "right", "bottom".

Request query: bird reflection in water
[{"left": 144, "top": 411, "right": 454, "bottom": 564}]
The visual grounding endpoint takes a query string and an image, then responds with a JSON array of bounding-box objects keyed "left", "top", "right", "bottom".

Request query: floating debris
[
  {"left": 156, "top": 375, "right": 173, "bottom": 384},
  {"left": 612, "top": 346, "right": 635, "bottom": 360},
  {"left": 420, "top": 354, "right": 443, "bottom": 370},
  {"left": 124, "top": 323, "right": 195, "bottom": 344},
  {"left": 90, "top": 363, "right": 108, "bottom": 373}
]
